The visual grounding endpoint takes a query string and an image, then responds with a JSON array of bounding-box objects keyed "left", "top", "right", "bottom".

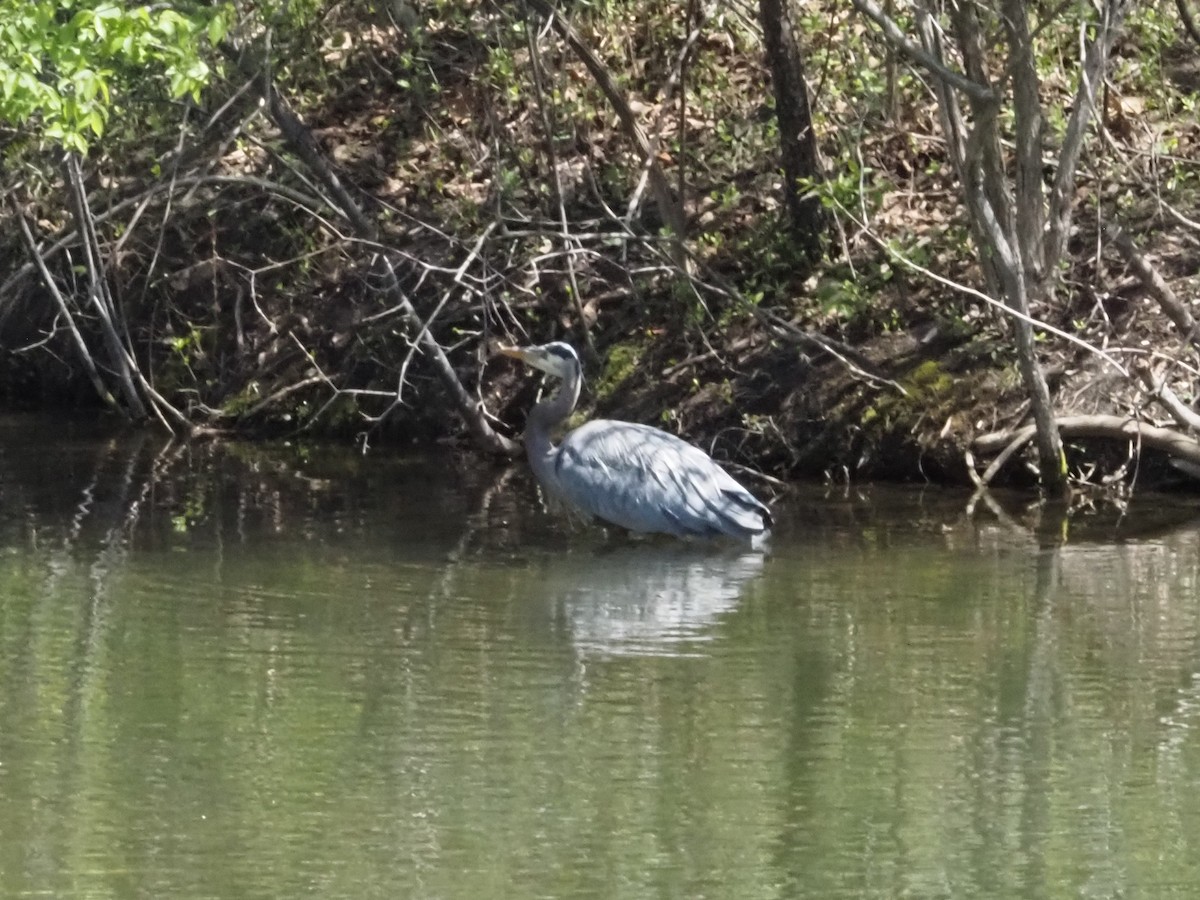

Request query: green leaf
[
  {"left": 0, "top": 1, "right": 222, "bottom": 149},
  {"left": 206, "top": 13, "right": 226, "bottom": 46}
]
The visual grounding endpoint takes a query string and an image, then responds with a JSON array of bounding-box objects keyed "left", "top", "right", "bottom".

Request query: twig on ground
[
  {"left": 1133, "top": 361, "right": 1200, "bottom": 434},
  {"left": 1108, "top": 225, "right": 1200, "bottom": 351}
]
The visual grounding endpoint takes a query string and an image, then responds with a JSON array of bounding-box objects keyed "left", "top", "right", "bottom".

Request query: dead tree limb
[
  {"left": 1108, "top": 225, "right": 1200, "bottom": 351},
  {"left": 226, "top": 40, "right": 518, "bottom": 456},
  {"left": 972, "top": 427, "right": 1034, "bottom": 488},
  {"left": 975, "top": 414, "right": 1200, "bottom": 472},
  {"left": 521, "top": 0, "right": 689, "bottom": 270},
  {"left": 63, "top": 153, "right": 149, "bottom": 420},
  {"left": 13, "top": 199, "right": 119, "bottom": 412},
  {"left": 1133, "top": 362, "right": 1200, "bottom": 434}
]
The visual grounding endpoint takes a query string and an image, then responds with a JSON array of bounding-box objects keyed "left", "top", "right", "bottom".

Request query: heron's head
[{"left": 498, "top": 342, "right": 580, "bottom": 381}]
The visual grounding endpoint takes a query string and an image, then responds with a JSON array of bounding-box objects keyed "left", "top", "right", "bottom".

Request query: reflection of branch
[{"left": 444, "top": 465, "right": 520, "bottom": 564}]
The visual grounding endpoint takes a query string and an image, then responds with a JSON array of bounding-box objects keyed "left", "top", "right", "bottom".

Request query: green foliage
[
  {"left": 0, "top": 1, "right": 231, "bottom": 154},
  {"left": 811, "top": 157, "right": 877, "bottom": 217},
  {"left": 813, "top": 272, "right": 873, "bottom": 321},
  {"left": 594, "top": 341, "right": 645, "bottom": 402}
]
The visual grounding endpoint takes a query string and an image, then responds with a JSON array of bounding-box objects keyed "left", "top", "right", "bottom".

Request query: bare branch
[
  {"left": 975, "top": 427, "right": 1036, "bottom": 487},
  {"left": 1108, "top": 225, "right": 1200, "bottom": 351},
  {"left": 521, "top": 0, "right": 689, "bottom": 268},
  {"left": 0, "top": 174, "right": 328, "bottom": 313},
  {"left": 227, "top": 40, "right": 518, "bottom": 456},
  {"left": 220, "top": 39, "right": 378, "bottom": 239},
  {"left": 1003, "top": 0, "right": 1046, "bottom": 282},
  {"left": 395, "top": 223, "right": 497, "bottom": 407},
  {"left": 627, "top": 3, "right": 708, "bottom": 227},
  {"left": 12, "top": 199, "right": 119, "bottom": 412},
  {"left": 1135, "top": 362, "right": 1200, "bottom": 435},
  {"left": 916, "top": 13, "right": 968, "bottom": 177},
  {"left": 1043, "top": 0, "right": 1134, "bottom": 271},
  {"left": 523, "top": 17, "right": 599, "bottom": 362},
  {"left": 975, "top": 414, "right": 1200, "bottom": 472},
  {"left": 64, "top": 153, "right": 149, "bottom": 421},
  {"left": 850, "top": 0, "right": 995, "bottom": 102},
  {"left": 831, "top": 196, "right": 1129, "bottom": 377}
]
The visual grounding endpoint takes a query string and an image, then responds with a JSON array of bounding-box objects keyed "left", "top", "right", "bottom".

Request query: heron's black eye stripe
[{"left": 543, "top": 343, "right": 576, "bottom": 362}]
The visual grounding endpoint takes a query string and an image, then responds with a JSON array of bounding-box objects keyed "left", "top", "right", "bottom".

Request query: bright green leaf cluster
[{"left": 0, "top": 1, "right": 232, "bottom": 154}]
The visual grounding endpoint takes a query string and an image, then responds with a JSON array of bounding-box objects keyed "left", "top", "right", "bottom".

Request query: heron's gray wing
[{"left": 553, "top": 420, "right": 770, "bottom": 537}]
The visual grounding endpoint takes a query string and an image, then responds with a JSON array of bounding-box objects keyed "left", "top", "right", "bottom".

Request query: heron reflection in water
[
  {"left": 537, "top": 544, "right": 766, "bottom": 657},
  {"left": 499, "top": 342, "right": 772, "bottom": 540}
]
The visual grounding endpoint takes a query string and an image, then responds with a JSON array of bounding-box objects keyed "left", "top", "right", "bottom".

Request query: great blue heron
[{"left": 499, "top": 342, "right": 772, "bottom": 540}]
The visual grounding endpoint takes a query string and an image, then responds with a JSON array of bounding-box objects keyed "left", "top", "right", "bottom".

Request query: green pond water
[{"left": 1, "top": 414, "right": 1199, "bottom": 898}]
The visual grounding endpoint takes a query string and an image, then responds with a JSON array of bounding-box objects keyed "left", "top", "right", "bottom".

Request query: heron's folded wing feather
[{"left": 554, "top": 420, "right": 769, "bottom": 537}]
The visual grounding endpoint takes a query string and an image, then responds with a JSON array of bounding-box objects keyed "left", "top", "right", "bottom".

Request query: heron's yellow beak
[
  {"left": 497, "top": 346, "right": 531, "bottom": 362},
  {"left": 497, "top": 343, "right": 568, "bottom": 378},
  {"left": 498, "top": 345, "right": 552, "bottom": 373}
]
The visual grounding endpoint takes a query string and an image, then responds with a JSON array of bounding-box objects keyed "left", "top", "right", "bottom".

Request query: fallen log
[{"left": 973, "top": 414, "right": 1200, "bottom": 482}]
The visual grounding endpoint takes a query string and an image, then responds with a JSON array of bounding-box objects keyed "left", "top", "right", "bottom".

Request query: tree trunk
[{"left": 759, "top": 0, "right": 823, "bottom": 259}]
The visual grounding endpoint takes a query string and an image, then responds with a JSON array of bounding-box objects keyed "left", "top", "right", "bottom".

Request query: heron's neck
[{"left": 523, "top": 374, "right": 581, "bottom": 478}]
